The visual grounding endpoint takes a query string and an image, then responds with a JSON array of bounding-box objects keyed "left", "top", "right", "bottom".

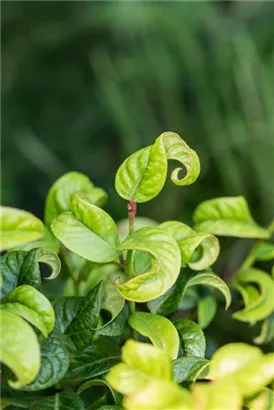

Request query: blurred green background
[
  {"left": 1, "top": 0, "right": 274, "bottom": 351},
  {"left": 2, "top": 1, "right": 274, "bottom": 225}
]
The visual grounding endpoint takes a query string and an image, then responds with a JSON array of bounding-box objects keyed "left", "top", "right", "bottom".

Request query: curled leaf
[
  {"left": 129, "top": 312, "right": 179, "bottom": 359},
  {"left": 193, "top": 196, "right": 269, "bottom": 239},
  {"left": 254, "top": 313, "right": 274, "bottom": 345},
  {"left": 1, "top": 285, "right": 55, "bottom": 337},
  {"left": 0, "top": 310, "right": 40, "bottom": 389},
  {"left": 233, "top": 268, "right": 274, "bottom": 323},
  {"left": 45, "top": 171, "right": 107, "bottom": 226},
  {"left": 159, "top": 221, "right": 220, "bottom": 270},
  {"left": 0, "top": 206, "right": 44, "bottom": 251},
  {"left": 115, "top": 132, "right": 200, "bottom": 203},
  {"left": 51, "top": 192, "right": 120, "bottom": 263},
  {"left": 116, "top": 226, "right": 181, "bottom": 302}
]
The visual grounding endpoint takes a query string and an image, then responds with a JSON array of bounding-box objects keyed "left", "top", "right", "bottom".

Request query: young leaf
[
  {"left": 64, "top": 338, "right": 120, "bottom": 382},
  {"left": 148, "top": 267, "right": 231, "bottom": 316},
  {"left": 117, "top": 217, "right": 158, "bottom": 242},
  {"left": 116, "top": 226, "right": 181, "bottom": 302},
  {"left": 159, "top": 221, "right": 220, "bottom": 270},
  {"left": 44, "top": 171, "right": 107, "bottom": 226},
  {"left": 254, "top": 313, "right": 274, "bottom": 345},
  {"left": 115, "top": 132, "right": 200, "bottom": 203},
  {"left": 192, "top": 380, "right": 241, "bottom": 410},
  {"left": 172, "top": 319, "right": 206, "bottom": 358},
  {"left": 129, "top": 312, "right": 180, "bottom": 359},
  {"left": 51, "top": 192, "right": 120, "bottom": 263},
  {"left": 1, "top": 285, "right": 55, "bottom": 337},
  {"left": 22, "top": 330, "right": 70, "bottom": 391},
  {"left": 198, "top": 295, "right": 217, "bottom": 329},
  {"left": 0, "top": 310, "right": 40, "bottom": 389},
  {"left": 173, "top": 356, "right": 210, "bottom": 383},
  {"left": 14, "top": 226, "right": 60, "bottom": 254},
  {"left": 29, "top": 391, "right": 84, "bottom": 410},
  {"left": 193, "top": 196, "right": 269, "bottom": 239},
  {"left": 233, "top": 268, "right": 274, "bottom": 323},
  {"left": 245, "top": 388, "right": 274, "bottom": 410},
  {"left": 0, "top": 206, "right": 44, "bottom": 251}
]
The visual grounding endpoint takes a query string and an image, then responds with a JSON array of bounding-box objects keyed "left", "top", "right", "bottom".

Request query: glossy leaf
[
  {"left": 172, "top": 319, "right": 206, "bottom": 358},
  {"left": 173, "top": 356, "right": 210, "bottom": 383},
  {"left": 64, "top": 338, "right": 120, "bottom": 382},
  {"left": 52, "top": 296, "right": 82, "bottom": 334},
  {"left": 254, "top": 313, "right": 274, "bottom": 345},
  {"left": 0, "top": 248, "right": 61, "bottom": 298},
  {"left": 0, "top": 206, "right": 44, "bottom": 251},
  {"left": 45, "top": 171, "right": 107, "bottom": 226},
  {"left": 233, "top": 268, "right": 274, "bottom": 323},
  {"left": 198, "top": 295, "right": 217, "bottom": 329},
  {"left": 14, "top": 226, "right": 60, "bottom": 254},
  {"left": 129, "top": 312, "right": 179, "bottom": 359},
  {"left": 116, "top": 226, "right": 181, "bottom": 302},
  {"left": 29, "top": 391, "right": 84, "bottom": 410},
  {"left": 159, "top": 221, "right": 220, "bottom": 270},
  {"left": 115, "top": 131, "right": 200, "bottom": 203},
  {"left": 254, "top": 242, "right": 274, "bottom": 261},
  {"left": 0, "top": 310, "right": 40, "bottom": 389},
  {"left": 51, "top": 192, "right": 120, "bottom": 263},
  {"left": 1, "top": 285, "right": 55, "bottom": 337},
  {"left": 148, "top": 267, "right": 231, "bottom": 316},
  {"left": 194, "top": 196, "right": 269, "bottom": 239},
  {"left": 23, "top": 330, "right": 70, "bottom": 391},
  {"left": 123, "top": 379, "right": 194, "bottom": 410},
  {"left": 117, "top": 217, "right": 158, "bottom": 242}
]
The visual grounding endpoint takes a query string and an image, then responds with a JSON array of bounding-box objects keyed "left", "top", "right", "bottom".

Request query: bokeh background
[{"left": 1, "top": 1, "right": 274, "bottom": 350}]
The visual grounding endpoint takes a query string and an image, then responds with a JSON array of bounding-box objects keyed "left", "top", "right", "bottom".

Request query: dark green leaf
[
  {"left": 30, "top": 391, "right": 84, "bottom": 410},
  {"left": 52, "top": 296, "right": 82, "bottom": 333},
  {"left": 198, "top": 295, "right": 217, "bottom": 329},
  {"left": 254, "top": 313, "right": 274, "bottom": 345},
  {"left": 173, "top": 356, "right": 209, "bottom": 383},
  {"left": 77, "top": 379, "right": 119, "bottom": 410},
  {"left": 172, "top": 319, "right": 206, "bottom": 358}
]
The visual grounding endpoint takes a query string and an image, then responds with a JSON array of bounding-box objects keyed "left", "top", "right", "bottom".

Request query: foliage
[{"left": 1, "top": 132, "right": 274, "bottom": 409}]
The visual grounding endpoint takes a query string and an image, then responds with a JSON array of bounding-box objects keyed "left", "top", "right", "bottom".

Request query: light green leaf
[
  {"left": 172, "top": 319, "right": 206, "bottom": 358},
  {"left": 129, "top": 312, "right": 179, "bottom": 359},
  {"left": 0, "top": 206, "right": 44, "bottom": 251},
  {"left": 254, "top": 313, "right": 274, "bottom": 345},
  {"left": 64, "top": 337, "right": 120, "bottom": 382},
  {"left": 29, "top": 391, "right": 84, "bottom": 410},
  {"left": 123, "top": 379, "right": 194, "bottom": 410},
  {"left": 173, "top": 356, "right": 210, "bottom": 383},
  {"left": 117, "top": 217, "right": 158, "bottom": 242},
  {"left": 148, "top": 267, "right": 231, "bottom": 316},
  {"left": 115, "top": 132, "right": 200, "bottom": 203},
  {"left": 233, "top": 268, "right": 274, "bottom": 323},
  {"left": 0, "top": 248, "right": 61, "bottom": 298},
  {"left": 1, "top": 285, "right": 55, "bottom": 337},
  {"left": 192, "top": 380, "right": 242, "bottom": 410},
  {"left": 14, "top": 226, "right": 60, "bottom": 254},
  {"left": 198, "top": 295, "right": 217, "bottom": 329},
  {"left": 97, "top": 407, "right": 122, "bottom": 410},
  {"left": 0, "top": 310, "right": 40, "bottom": 389},
  {"left": 245, "top": 388, "right": 274, "bottom": 410},
  {"left": 254, "top": 242, "right": 274, "bottom": 261},
  {"left": 116, "top": 226, "right": 181, "bottom": 302},
  {"left": 23, "top": 330, "right": 70, "bottom": 391},
  {"left": 45, "top": 171, "right": 107, "bottom": 226},
  {"left": 51, "top": 192, "right": 120, "bottom": 263},
  {"left": 194, "top": 196, "right": 269, "bottom": 239},
  {"left": 159, "top": 221, "right": 220, "bottom": 270}
]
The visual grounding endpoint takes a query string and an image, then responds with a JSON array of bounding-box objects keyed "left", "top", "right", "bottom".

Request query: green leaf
[
  {"left": 1, "top": 285, "right": 55, "bottom": 337},
  {"left": 172, "top": 319, "right": 206, "bottom": 358},
  {"left": 192, "top": 380, "right": 242, "bottom": 410},
  {"left": 198, "top": 295, "right": 217, "bottom": 329},
  {"left": 97, "top": 407, "right": 122, "bottom": 410},
  {"left": 65, "top": 282, "right": 102, "bottom": 351},
  {"left": 52, "top": 296, "right": 82, "bottom": 333},
  {"left": 0, "top": 310, "right": 40, "bottom": 389},
  {"left": 117, "top": 217, "right": 158, "bottom": 242},
  {"left": 245, "top": 388, "right": 274, "bottom": 410},
  {"left": 159, "top": 221, "right": 220, "bottom": 270},
  {"left": 98, "top": 306, "right": 128, "bottom": 337},
  {"left": 64, "top": 338, "right": 120, "bottom": 382},
  {"left": 254, "top": 313, "right": 274, "bottom": 345},
  {"left": 116, "top": 226, "right": 181, "bottom": 302},
  {"left": 0, "top": 206, "right": 44, "bottom": 251},
  {"left": 0, "top": 248, "right": 61, "bottom": 298},
  {"left": 193, "top": 196, "right": 269, "bottom": 239},
  {"left": 51, "top": 192, "right": 120, "bottom": 263},
  {"left": 123, "top": 379, "right": 194, "bottom": 410},
  {"left": 29, "top": 391, "right": 84, "bottom": 410},
  {"left": 173, "top": 356, "right": 210, "bottom": 383},
  {"left": 22, "top": 330, "right": 70, "bottom": 391},
  {"left": 14, "top": 226, "right": 60, "bottom": 254},
  {"left": 129, "top": 312, "right": 179, "bottom": 359},
  {"left": 254, "top": 242, "right": 274, "bottom": 261},
  {"left": 77, "top": 379, "right": 119, "bottom": 410},
  {"left": 115, "top": 131, "right": 200, "bottom": 203},
  {"left": 45, "top": 171, "right": 107, "bottom": 226},
  {"left": 233, "top": 268, "right": 274, "bottom": 323},
  {"left": 148, "top": 267, "right": 231, "bottom": 316}
]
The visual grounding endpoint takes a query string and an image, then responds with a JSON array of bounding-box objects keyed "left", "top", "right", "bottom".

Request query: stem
[{"left": 126, "top": 199, "right": 138, "bottom": 340}]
